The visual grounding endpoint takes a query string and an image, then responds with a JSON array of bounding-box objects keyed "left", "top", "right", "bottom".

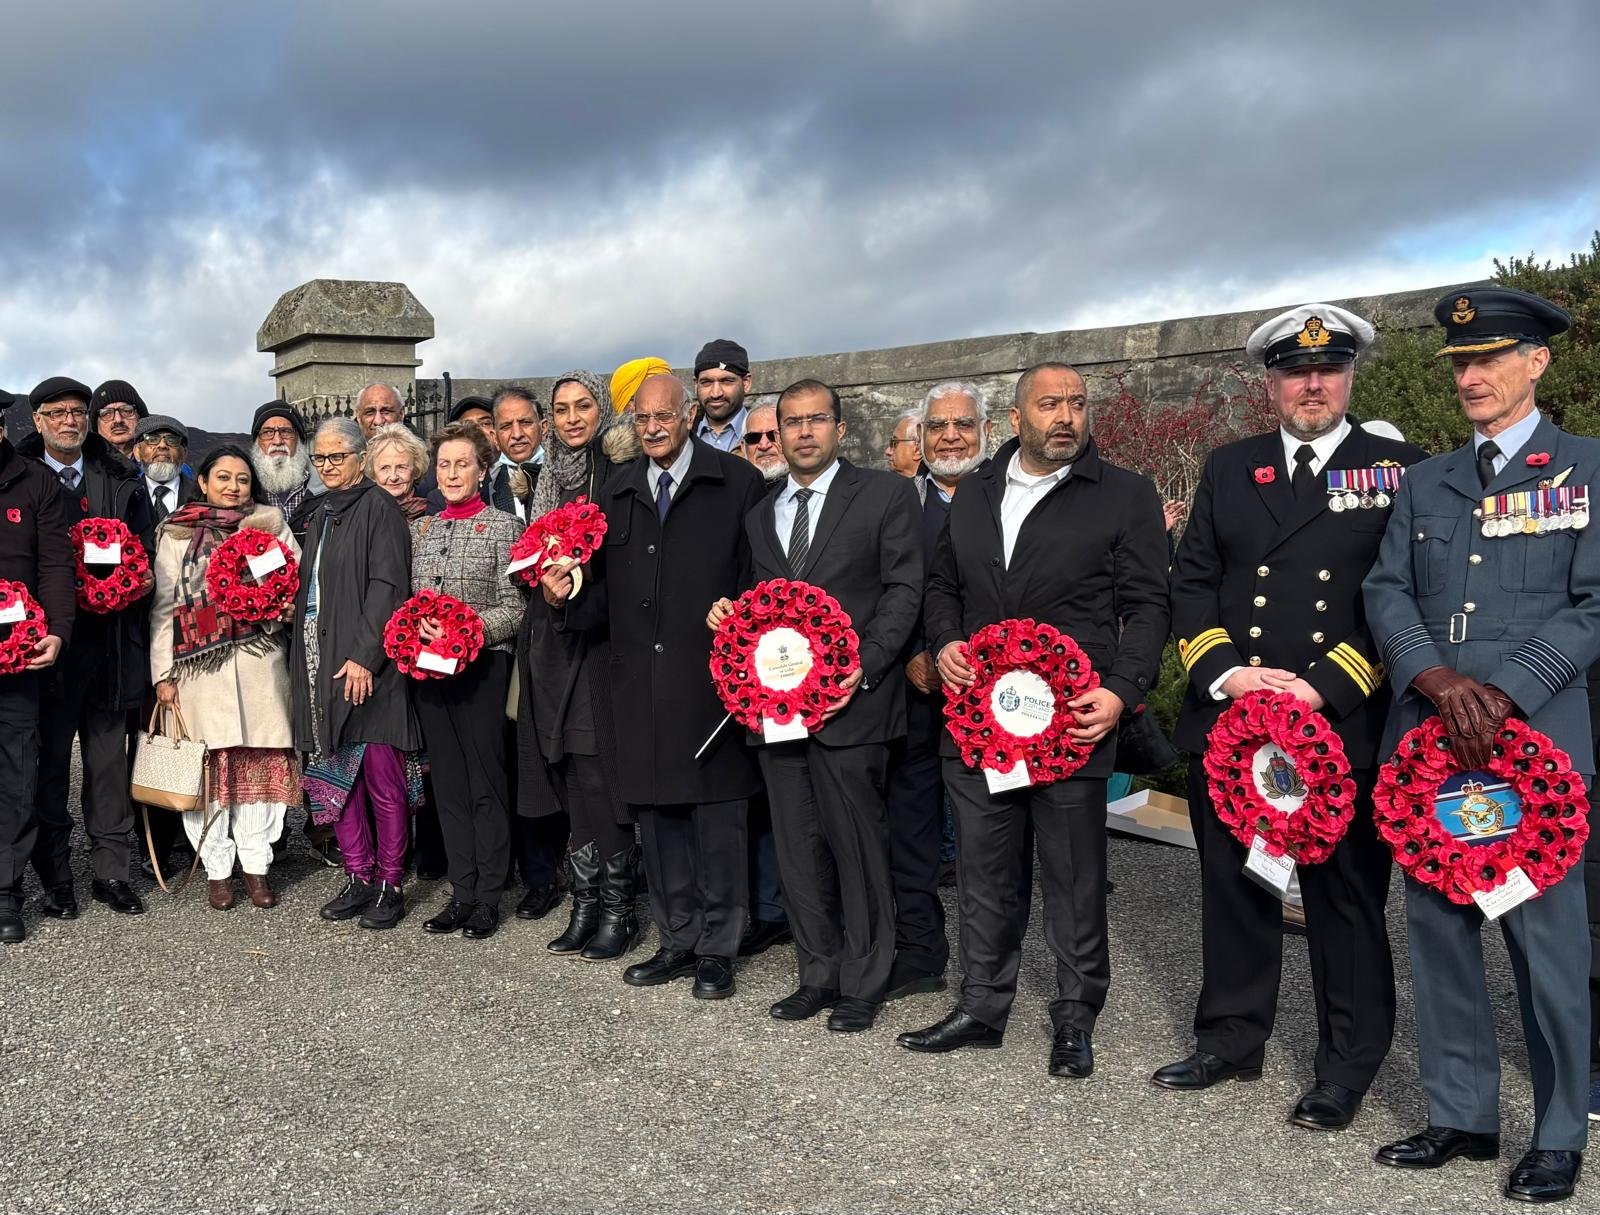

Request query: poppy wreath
[
  {"left": 1202, "top": 690, "right": 1356, "bottom": 864},
  {"left": 69, "top": 517, "right": 152, "bottom": 614},
  {"left": 383, "top": 589, "right": 486, "bottom": 680},
  {"left": 0, "top": 580, "right": 48, "bottom": 675},
  {"left": 709, "top": 578, "right": 861, "bottom": 732},
  {"left": 508, "top": 496, "right": 608, "bottom": 589},
  {"left": 205, "top": 529, "right": 301, "bottom": 623},
  {"left": 942, "top": 618, "right": 1100, "bottom": 785},
  {"left": 1373, "top": 715, "right": 1589, "bottom": 905}
]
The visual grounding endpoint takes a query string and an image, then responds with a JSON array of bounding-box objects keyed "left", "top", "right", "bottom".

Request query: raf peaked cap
[
  {"left": 1434, "top": 285, "right": 1571, "bottom": 356},
  {"left": 29, "top": 376, "right": 93, "bottom": 408},
  {"left": 134, "top": 414, "right": 190, "bottom": 445},
  {"left": 1245, "top": 305, "right": 1375, "bottom": 371},
  {"left": 448, "top": 395, "right": 494, "bottom": 423},
  {"left": 693, "top": 339, "right": 750, "bottom": 377}
]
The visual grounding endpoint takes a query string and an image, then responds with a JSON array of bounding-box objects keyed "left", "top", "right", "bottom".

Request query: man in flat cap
[
  {"left": 135, "top": 415, "right": 196, "bottom": 526},
  {"left": 90, "top": 380, "right": 148, "bottom": 461},
  {"left": 20, "top": 377, "right": 153, "bottom": 919},
  {"left": 1365, "top": 286, "right": 1596, "bottom": 1203},
  {"left": 1157, "top": 306, "right": 1424, "bottom": 1131},
  {"left": 252, "top": 402, "right": 317, "bottom": 519},
  {"left": 692, "top": 339, "right": 753, "bottom": 453}
]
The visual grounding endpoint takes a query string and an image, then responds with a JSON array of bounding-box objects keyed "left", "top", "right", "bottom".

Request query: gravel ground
[{"left": 0, "top": 809, "right": 1572, "bottom": 1215}]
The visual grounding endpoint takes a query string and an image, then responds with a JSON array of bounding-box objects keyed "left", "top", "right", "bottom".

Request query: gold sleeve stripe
[
  {"left": 1328, "top": 644, "right": 1380, "bottom": 696},
  {"left": 1180, "top": 630, "right": 1232, "bottom": 672},
  {"left": 1333, "top": 642, "right": 1383, "bottom": 689}
]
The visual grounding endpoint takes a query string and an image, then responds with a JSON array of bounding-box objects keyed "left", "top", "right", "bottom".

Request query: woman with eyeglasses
[{"left": 290, "top": 417, "right": 421, "bottom": 931}]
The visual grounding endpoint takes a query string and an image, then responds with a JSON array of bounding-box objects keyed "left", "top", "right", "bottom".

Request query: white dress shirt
[
  {"left": 999, "top": 451, "right": 1071, "bottom": 566},
  {"left": 146, "top": 475, "right": 180, "bottom": 514},
  {"left": 645, "top": 440, "right": 695, "bottom": 504},
  {"left": 1473, "top": 409, "right": 1542, "bottom": 475},
  {"left": 774, "top": 458, "right": 843, "bottom": 555}
]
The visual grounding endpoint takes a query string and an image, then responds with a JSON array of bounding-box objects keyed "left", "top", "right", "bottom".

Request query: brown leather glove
[
  {"left": 1454, "top": 684, "right": 1518, "bottom": 770},
  {"left": 1414, "top": 666, "right": 1518, "bottom": 769}
]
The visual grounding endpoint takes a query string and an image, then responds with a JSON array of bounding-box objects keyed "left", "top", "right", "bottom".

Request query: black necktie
[
  {"left": 153, "top": 484, "right": 170, "bottom": 523},
  {"left": 787, "top": 488, "right": 813, "bottom": 573},
  {"left": 1477, "top": 440, "right": 1501, "bottom": 489},
  {"left": 1292, "top": 444, "right": 1318, "bottom": 502}
]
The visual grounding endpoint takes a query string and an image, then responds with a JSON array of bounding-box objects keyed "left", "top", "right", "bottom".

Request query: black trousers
[
  {"left": 636, "top": 800, "right": 747, "bottom": 958},
  {"left": 32, "top": 647, "right": 133, "bottom": 887},
  {"left": 761, "top": 741, "right": 895, "bottom": 1003},
  {"left": 746, "top": 795, "right": 787, "bottom": 924},
  {"left": 947, "top": 759, "right": 1108, "bottom": 1034},
  {"left": 1187, "top": 757, "right": 1395, "bottom": 1090},
  {"left": 415, "top": 652, "right": 512, "bottom": 908},
  {"left": 0, "top": 679, "right": 41, "bottom": 912},
  {"left": 885, "top": 692, "right": 949, "bottom": 975},
  {"left": 1585, "top": 796, "right": 1600, "bottom": 1077},
  {"left": 563, "top": 753, "right": 631, "bottom": 859}
]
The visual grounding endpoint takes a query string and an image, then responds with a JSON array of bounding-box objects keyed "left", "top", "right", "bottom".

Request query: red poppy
[
  {"left": 509, "top": 497, "right": 609, "bottom": 586},
  {"left": 1253, "top": 466, "right": 1275, "bottom": 485},
  {"left": 709, "top": 578, "right": 860, "bottom": 732},
  {"left": 68, "top": 518, "right": 151, "bottom": 614},
  {"left": 1526, "top": 451, "right": 1551, "bottom": 467},
  {"left": 5, "top": 509, "right": 19, "bottom": 524},
  {"left": 385, "top": 591, "right": 485, "bottom": 679},
  {"left": 0, "top": 580, "right": 48, "bottom": 674}
]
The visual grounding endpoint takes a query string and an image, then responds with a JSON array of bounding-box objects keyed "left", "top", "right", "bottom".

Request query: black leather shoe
[
  {"left": 623, "top": 947, "right": 697, "bottom": 987},
  {"left": 515, "top": 883, "right": 561, "bottom": 921},
  {"left": 0, "top": 911, "right": 23, "bottom": 944},
  {"left": 461, "top": 904, "right": 499, "bottom": 940},
  {"left": 737, "top": 917, "right": 793, "bottom": 957},
  {"left": 1290, "top": 1081, "right": 1362, "bottom": 1130},
  {"left": 897, "top": 1009, "right": 1003, "bottom": 1053},
  {"left": 692, "top": 956, "right": 736, "bottom": 1000},
  {"left": 1049, "top": 1025, "right": 1093, "bottom": 1078},
  {"left": 884, "top": 960, "right": 947, "bottom": 1001},
  {"left": 92, "top": 879, "right": 145, "bottom": 915},
  {"left": 827, "top": 997, "right": 877, "bottom": 1033},
  {"left": 1151, "top": 1050, "right": 1262, "bottom": 1090},
  {"left": 40, "top": 885, "right": 78, "bottom": 920},
  {"left": 1375, "top": 1126, "right": 1501, "bottom": 1170},
  {"left": 424, "top": 898, "right": 475, "bottom": 934},
  {"left": 770, "top": 986, "right": 839, "bottom": 1021},
  {"left": 1506, "top": 1149, "right": 1582, "bottom": 1203}
]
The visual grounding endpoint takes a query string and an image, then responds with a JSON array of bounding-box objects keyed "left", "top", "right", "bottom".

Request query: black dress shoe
[
  {"left": 827, "top": 997, "right": 877, "bottom": 1033},
  {"left": 1506, "top": 1149, "right": 1582, "bottom": 1203},
  {"left": 770, "top": 986, "right": 840, "bottom": 1021},
  {"left": 461, "top": 904, "right": 500, "bottom": 940},
  {"left": 884, "top": 960, "right": 947, "bottom": 1001},
  {"left": 692, "top": 956, "right": 736, "bottom": 1000},
  {"left": 423, "top": 898, "right": 474, "bottom": 934},
  {"left": 515, "top": 883, "right": 561, "bottom": 921},
  {"left": 1374, "top": 1126, "right": 1501, "bottom": 1170},
  {"left": 1049, "top": 1025, "right": 1093, "bottom": 1078},
  {"left": 1150, "top": 1050, "right": 1262, "bottom": 1090},
  {"left": 737, "top": 917, "right": 793, "bottom": 957},
  {"left": 623, "top": 947, "right": 697, "bottom": 987},
  {"left": 40, "top": 885, "right": 78, "bottom": 920},
  {"left": 1290, "top": 1081, "right": 1362, "bottom": 1130},
  {"left": 0, "top": 911, "right": 23, "bottom": 944},
  {"left": 92, "top": 879, "right": 145, "bottom": 915},
  {"left": 897, "top": 1009, "right": 1003, "bottom": 1053}
]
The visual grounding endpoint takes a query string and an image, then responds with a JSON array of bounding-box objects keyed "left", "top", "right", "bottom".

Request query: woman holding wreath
[
  {"left": 411, "top": 421, "right": 525, "bottom": 940},
  {"left": 149, "top": 445, "right": 300, "bottom": 911}
]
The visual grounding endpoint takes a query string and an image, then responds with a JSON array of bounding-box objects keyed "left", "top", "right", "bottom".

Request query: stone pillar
[{"left": 256, "top": 279, "right": 434, "bottom": 406}]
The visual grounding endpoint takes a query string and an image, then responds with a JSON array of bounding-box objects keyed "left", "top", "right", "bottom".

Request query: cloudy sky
[{"left": 2, "top": 0, "right": 1596, "bottom": 427}]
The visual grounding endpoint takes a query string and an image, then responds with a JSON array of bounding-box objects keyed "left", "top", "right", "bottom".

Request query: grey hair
[
  {"left": 921, "top": 380, "right": 986, "bottom": 421},
  {"left": 356, "top": 382, "right": 403, "bottom": 408},
  {"left": 315, "top": 415, "right": 367, "bottom": 455},
  {"left": 893, "top": 407, "right": 922, "bottom": 436},
  {"left": 364, "top": 421, "right": 429, "bottom": 480}
]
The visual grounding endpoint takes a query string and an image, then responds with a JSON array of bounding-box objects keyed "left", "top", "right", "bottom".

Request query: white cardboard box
[{"left": 1106, "top": 788, "right": 1196, "bottom": 850}]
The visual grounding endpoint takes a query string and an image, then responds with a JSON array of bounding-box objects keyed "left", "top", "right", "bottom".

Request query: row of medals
[
  {"left": 1326, "top": 468, "right": 1401, "bottom": 513},
  {"left": 1480, "top": 487, "right": 1590, "bottom": 538}
]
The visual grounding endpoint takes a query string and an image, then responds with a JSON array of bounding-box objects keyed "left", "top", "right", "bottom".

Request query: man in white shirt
[{"left": 134, "top": 416, "right": 195, "bottom": 525}]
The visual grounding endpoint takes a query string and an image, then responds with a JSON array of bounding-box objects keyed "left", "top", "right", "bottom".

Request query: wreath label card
[
  {"left": 984, "top": 760, "right": 1033, "bottom": 794},
  {"left": 990, "top": 670, "right": 1055, "bottom": 738},
  {"left": 1244, "top": 833, "right": 1296, "bottom": 895},
  {"left": 753, "top": 627, "right": 814, "bottom": 690},
  {"left": 247, "top": 545, "right": 288, "bottom": 580},
  {"left": 0, "top": 601, "right": 24, "bottom": 625},
  {"left": 84, "top": 540, "right": 120, "bottom": 564},
  {"left": 1471, "top": 865, "right": 1537, "bottom": 919},
  {"left": 416, "top": 649, "right": 459, "bottom": 676}
]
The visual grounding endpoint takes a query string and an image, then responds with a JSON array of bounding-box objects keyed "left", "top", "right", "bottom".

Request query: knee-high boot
[
  {"left": 546, "top": 843, "right": 601, "bottom": 954},
  {"left": 580, "top": 845, "right": 641, "bottom": 962}
]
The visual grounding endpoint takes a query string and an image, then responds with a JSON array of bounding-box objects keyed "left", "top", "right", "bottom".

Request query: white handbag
[{"left": 131, "top": 704, "right": 207, "bottom": 813}]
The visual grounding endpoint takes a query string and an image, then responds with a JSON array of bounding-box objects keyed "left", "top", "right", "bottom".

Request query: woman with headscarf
[
  {"left": 519, "top": 370, "right": 642, "bottom": 960},
  {"left": 291, "top": 417, "right": 421, "bottom": 932},
  {"left": 149, "top": 445, "right": 300, "bottom": 911}
]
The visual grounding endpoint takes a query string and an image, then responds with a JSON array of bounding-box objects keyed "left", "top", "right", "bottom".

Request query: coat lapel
[
  {"left": 797, "top": 459, "right": 861, "bottom": 577},
  {"left": 1248, "top": 432, "right": 1292, "bottom": 525},
  {"left": 1483, "top": 415, "right": 1567, "bottom": 496}
]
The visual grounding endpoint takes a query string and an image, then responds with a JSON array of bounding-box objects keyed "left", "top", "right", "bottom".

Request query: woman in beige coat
[{"left": 150, "top": 445, "right": 301, "bottom": 910}]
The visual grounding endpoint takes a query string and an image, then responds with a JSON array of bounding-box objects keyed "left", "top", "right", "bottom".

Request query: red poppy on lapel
[
  {"left": 474, "top": 522, "right": 486, "bottom": 533},
  {"left": 1252, "top": 466, "right": 1276, "bottom": 485},
  {"left": 1525, "top": 452, "right": 1551, "bottom": 467},
  {"left": 79, "top": 497, "right": 89, "bottom": 512},
  {"left": 5, "top": 509, "right": 18, "bottom": 524}
]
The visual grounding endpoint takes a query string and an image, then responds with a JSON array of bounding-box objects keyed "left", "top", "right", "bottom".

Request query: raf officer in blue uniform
[{"left": 1364, "top": 286, "right": 1596, "bottom": 1205}]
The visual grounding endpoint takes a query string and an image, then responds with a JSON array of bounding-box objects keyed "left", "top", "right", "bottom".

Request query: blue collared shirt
[
  {"left": 1473, "top": 409, "right": 1542, "bottom": 475},
  {"left": 694, "top": 406, "right": 747, "bottom": 454}
]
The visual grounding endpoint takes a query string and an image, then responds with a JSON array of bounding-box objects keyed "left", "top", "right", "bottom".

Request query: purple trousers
[{"left": 332, "top": 744, "right": 409, "bottom": 886}]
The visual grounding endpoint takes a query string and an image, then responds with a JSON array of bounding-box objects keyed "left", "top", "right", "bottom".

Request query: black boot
[
  {"left": 358, "top": 883, "right": 406, "bottom": 930},
  {"left": 581, "top": 845, "right": 640, "bottom": 962},
  {"left": 320, "top": 875, "right": 376, "bottom": 922},
  {"left": 546, "top": 843, "right": 601, "bottom": 954}
]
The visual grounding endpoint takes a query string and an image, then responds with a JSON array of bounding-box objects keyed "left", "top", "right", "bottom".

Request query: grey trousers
[{"left": 1406, "top": 858, "right": 1591, "bottom": 1150}]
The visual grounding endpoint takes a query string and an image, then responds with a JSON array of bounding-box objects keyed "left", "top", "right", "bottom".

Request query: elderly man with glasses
[
  {"left": 135, "top": 415, "right": 198, "bottom": 525},
  {"left": 90, "top": 380, "right": 148, "bottom": 460}
]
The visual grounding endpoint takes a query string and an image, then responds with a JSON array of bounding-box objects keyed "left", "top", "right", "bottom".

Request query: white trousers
[{"left": 183, "top": 801, "right": 287, "bottom": 880}]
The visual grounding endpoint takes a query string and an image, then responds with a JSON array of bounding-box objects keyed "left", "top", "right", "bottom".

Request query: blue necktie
[{"left": 656, "top": 471, "right": 673, "bottom": 522}]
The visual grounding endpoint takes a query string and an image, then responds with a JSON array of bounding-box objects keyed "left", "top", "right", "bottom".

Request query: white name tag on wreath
[
  {"left": 1242, "top": 741, "right": 1306, "bottom": 892},
  {"left": 84, "top": 541, "right": 120, "bottom": 564},
  {"left": 1471, "top": 865, "right": 1537, "bottom": 920},
  {"left": 0, "top": 601, "right": 24, "bottom": 625},
  {"left": 1244, "top": 833, "right": 1296, "bottom": 895},
  {"left": 984, "top": 760, "right": 1032, "bottom": 794},
  {"left": 755, "top": 626, "right": 814, "bottom": 743},
  {"left": 247, "top": 546, "right": 287, "bottom": 581},
  {"left": 983, "top": 670, "right": 1057, "bottom": 793},
  {"left": 416, "top": 648, "right": 458, "bottom": 675},
  {"left": 506, "top": 553, "right": 543, "bottom": 575}
]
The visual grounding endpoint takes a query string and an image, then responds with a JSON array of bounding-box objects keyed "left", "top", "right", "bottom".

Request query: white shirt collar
[
  {"left": 1279, "top": 417, "right": 1350, "bottom": 476},
  {"left": 1474, "top": 409, "right": 1542, "bottom": 463},
  {"left": 1004, "top": 450, "right": 1071, "bottom": 490},
  {"left": 646, "top": 438, "right": 695, "bottom": 494},
  {"left": 43, "top": 451, "right": 84, "bottom": 477},
  {"left": 782, "top": 457, "right": 843, "bottom": 504}
]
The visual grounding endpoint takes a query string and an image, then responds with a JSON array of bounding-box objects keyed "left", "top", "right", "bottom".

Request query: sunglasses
[{"left": 742, "top": 429, "right": 779, "bottom": 446}]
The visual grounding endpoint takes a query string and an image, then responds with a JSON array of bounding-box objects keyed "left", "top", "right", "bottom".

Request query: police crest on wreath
[{"left": 1259, "top": 751, "right": 1308, "bottom": 800}]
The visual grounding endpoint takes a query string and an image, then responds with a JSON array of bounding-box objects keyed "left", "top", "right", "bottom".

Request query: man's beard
[
  {"left": 927, "top": 451, "right": 983, "bottom": 480},
  {"left": 254, "top": 448, "right": 310, "bottom": 495},
  {"left": 145, "top": 460, "right": 179, "bottom": 483},
  {"left": 756, "top": 458, "right": 788, "bottom": 483}
]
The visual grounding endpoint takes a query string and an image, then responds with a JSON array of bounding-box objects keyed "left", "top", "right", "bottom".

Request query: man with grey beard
[
  {"left": 737, "top": 403, "right": 788, "bottom": 484},
  {"left": 251, "top": 402, "right": 317, "bottom": 519},
  {"left": 883, "top": 382, "right": 991, "bottom": 1000},
  {"left": 135, "top": 415, "right": 196, "bottom": 525}
]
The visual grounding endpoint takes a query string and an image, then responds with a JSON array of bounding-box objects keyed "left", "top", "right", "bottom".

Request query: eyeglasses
[
  {"left": 780, "top": 413, "right": 836, "bottom": 434},
  {"left": 632, "top": 411, "right": 683, "bottom": 429},
  {"left": 742, "top": 429, "right": 779, "bottom": 446},
  {"left": 310, "top": 451, "right": 356, "bottom": 468},
  {"left": 142, "top": 434, "right": 183, "bottom": 450},
  {"left": 887, "top": 437, "right": 919, "bottom": 446},
  {"left": 256, "top": 426, "right": 297, "bottom": 440},
  {"left": 98, "top": 405, "right": 139, "bottom": 421},
  {"left": 36, "top": 407, "right": 88, "bottom": 422},
  {"left": 924, "top": 417, "right": 978, "bottom": 434}
]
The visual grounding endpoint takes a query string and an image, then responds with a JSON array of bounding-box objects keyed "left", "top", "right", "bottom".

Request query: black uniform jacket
[
  {"left": 746, "top": 458, "right": 924, "bottom": 748},
  {"left": 1171, "top": 423, "right": 1425, "bottom": 768},
  {"left": 923, "top": 436, "right": 1169, "bottom": 779},
  {"left": 0, "top": 438, "right": 75, "bottom": 653}
]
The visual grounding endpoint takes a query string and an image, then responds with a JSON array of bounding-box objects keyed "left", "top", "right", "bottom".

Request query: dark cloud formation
[{"left": 1, "top": 1, "right": 1597, "bottom": 424}]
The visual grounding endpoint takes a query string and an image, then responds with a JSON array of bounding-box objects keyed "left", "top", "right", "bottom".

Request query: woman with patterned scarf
[{"left": 150, "top": 445, "right": 301, "bottom": 911}]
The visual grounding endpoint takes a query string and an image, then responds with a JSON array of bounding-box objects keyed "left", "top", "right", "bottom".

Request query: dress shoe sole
[
  {"left": 1289, "top": 1111, "right": 1357, "bottom": 1132},
  {"left": 423, "top": 922, "right": 464, "bottom": 934},
  {"left": 40, "top": 906, "right": 78, "bottom": 920},
  {"left": 578, "top": 941, "right": 639, "bottom": 963},
  {"left": 1374, "top": 1147, "right": 1500, "bottom": 1170},
  {"left": 624, "top": 967, "right": 698, "bottom": 987},
  {"left": 1505, "top": 1186, "right": 1577, "bottom": 1204},
  {"left": 827, "top": 1020, "right": 874, "bottom": 1034},
  {"left": 771, "top": 1000, "right": 837, "bottom": 1022},
  {"left": 898, "top": 1036, "right": 1003, "bottom": 1054},
  {"left": 1049, "top": 1063, "right": 1093, "bottom": 1079},
  {"left": 92, "top": 894, "right": 145, "bottom": 915},
  {"left": 884, "top": 975, "right": 948, "bottom": 1001},
  {"left": 1150, "top": 1068, "right": 1263, "bottom": 1091},
  {"left": 693, "top": 984, "right": 736, "bottom": 1001}
]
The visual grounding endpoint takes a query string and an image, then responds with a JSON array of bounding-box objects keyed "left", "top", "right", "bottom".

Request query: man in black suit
[
  {"left": 489, "top": 387, "right": 544, "bottom": 522},
  {"left": 898, "top": 362, "right": 1169, "bottom": 1076},
  {"left": 712, "top": 378, "right": 924, "bottom": 1033},
  {"left": 1154, "top": 305, "right": 1425, "bottom": 1131},
  {"left": 134, "top": 415, "right": 198, "bottom": 524}
]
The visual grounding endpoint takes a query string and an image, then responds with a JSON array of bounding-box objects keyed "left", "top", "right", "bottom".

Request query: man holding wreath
[{"left": 898, "top": 362, "right": 1168, "bottom": 1076}]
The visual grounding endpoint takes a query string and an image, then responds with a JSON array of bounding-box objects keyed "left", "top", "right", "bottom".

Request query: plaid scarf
[{"left": 166, "top": 501, "right": 283, "bottom": 674}]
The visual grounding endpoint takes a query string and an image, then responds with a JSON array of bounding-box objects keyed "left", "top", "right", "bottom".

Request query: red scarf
[{"left": 438, "top": 494, "right": 487, "bottom": 521}]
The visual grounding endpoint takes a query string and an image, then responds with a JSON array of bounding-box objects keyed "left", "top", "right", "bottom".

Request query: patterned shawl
[{"left": 166, "top": 501, "right": 284, "bottom": 674}]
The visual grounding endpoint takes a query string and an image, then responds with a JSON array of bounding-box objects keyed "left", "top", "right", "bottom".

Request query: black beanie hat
[
  {"left": 251, "top": 401, "right": 307, "bottom": 440},
  {"left": 89, "top": 379, "right": 149, "bottom": 420}
]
